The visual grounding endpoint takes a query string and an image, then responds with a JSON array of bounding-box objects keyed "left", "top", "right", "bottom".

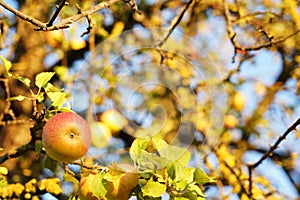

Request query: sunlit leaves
[
  {"left": 0, "top": 55, "right": 12, "bottom": 76},
  {"left": 9, "top": 95, "right": 27, "bottom": 101},
  {"left": 91, "top": 173, "right": 107, "bottom": 199},
  {"left": 46, "top": 92, "right": 66, "bottom": 108},
  {"left": 141, "top": 178, "right": 167, "bottom": 198},
  {"left": 35, "top": 72, "right": 55, "bottom": 89},
  {"left": 194, "top": 166, "right": 215, "bottom": 185},
  {"left": 129, "top": 136, "right": 211, "bottom": 199},
  {"left": 15, "top": 75, "right": 31, "bottom": 88}
]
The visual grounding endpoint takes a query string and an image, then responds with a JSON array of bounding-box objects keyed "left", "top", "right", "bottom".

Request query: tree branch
[
  {"left": 247, "top": 118, "right": 300, "bottom": 196},
  {"left": 156, "top": 0, "right": 194, "bottom": 47},
  {"left": 222, "top": 0, "right": 300, "bottom": 62},
  {"left": 47, "top": 0, "right": 68, "bottom": 27},
  {"left": 0, "top": 0, "right": 46, "bottom": 28},
  {"left": 0, "top": 0, "right": 123, "bottom": 31},
  {"left": 0, "top": 139, "right": 35, "bottom": 164}
]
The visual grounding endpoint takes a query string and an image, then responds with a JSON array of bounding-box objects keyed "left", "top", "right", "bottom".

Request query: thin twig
[
  {"left": 0, "top": 139, "right": 36, "bottom": 164},
  {"left": 247, "top": 118, "right": 300, "bottom": 197},
  {"left": 0, "top": 0, "right": 122, "bottom": 31},
  {"left": 47, "top": 0, "right": 68, "bottom": 27},
  {"left": 0, "top": 0, "right": 47, "bottom": 28},
  {"left": 156, "top": 0, "right": 194, "bottom": 47},
  {"left": 222, "top": 0, "right": 300, "bottom": 62},
  {"left": 249, "top": 118, "right": 300, "bottom": 168},
  {"left": 234, "top": 29, "right": 300, "bottom": 52}
]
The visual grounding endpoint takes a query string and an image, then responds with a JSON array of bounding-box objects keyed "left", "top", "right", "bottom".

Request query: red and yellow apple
[{"left": 42, "top": 112, "right": 91, "bottom": 162}]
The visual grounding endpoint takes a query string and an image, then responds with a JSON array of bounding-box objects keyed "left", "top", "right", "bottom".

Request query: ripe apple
[
  {"left": 100, "top": 109, "right": 128, "bottom": 135},
  {"left": 42, "top": 112, "right": 91, "bottom": 162},
  {"left": 224, "top": 114, "right": 238, "bottom": 129},
  {"left": 90, "top": 121, "right": 112, "bottom": 148},
  {"left": 106, "top": 164, "right": 139, "bottom": 200}
]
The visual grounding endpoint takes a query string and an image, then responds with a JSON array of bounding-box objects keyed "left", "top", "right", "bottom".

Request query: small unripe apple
[
  {"left": 42, "top": 112, "right": 91, "bottom": 162},
  {"left": 100, "top": 109, "right": 127, "bottom": 135}
]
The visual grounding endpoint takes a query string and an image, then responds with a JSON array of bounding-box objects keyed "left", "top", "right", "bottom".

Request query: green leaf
[
  {"left": 35, "top": 72, "right": 55, "bottom": 88},
  {"left": 91, "top": 172, "right": 107, "bottom": 199},
  {"left": 35, "top": 141, "right": 43, "bottom": 160},
  {"left": 9, "top": 95, "right": 27, "bottom": 101},
  {"left": 187, "top": 183, "right": 205, "bottom": 197},
  {"left": 54, "top": 65, "right": 68, "bottom": 81},
  {"left": 44, "top": 155, "right": 58, "bottom": 172},
  {"left": 63, "top": 173, "right": 79, "bottom": 185},
  {"left": 194, "top": 166, "right": 215, "bottom": 185},
  {"left": 36, "top": 92, "right": 45, "bottom": 102},
  {"left": 151, "top": 137, "right": 168, "bottom": 150},
  {"left": 130, "top": 138, "right": 149, "bottom": 163},
  {"left": 141, "top": 179, "right": 166, "bottom": 198},
  {"left": 176, "top": 166, "right": 194, "bottom": 184},
  {"left": 158, "top": 144, "right": 190, "bottom": 167},
  {"left": 15, "top": 75, "right": 31, "bottom": 88},
  {"left": 43, "top": 82, "right": 63, "bottom": 92},
  {"left": 0, "top": 55, "right": 12, "bottom": 76},
  {"left": 168, "top": 164, "right": 176, "bottom": 180},
  {"left": 47, "top": 91, "right": 66, "bottom": 108}
]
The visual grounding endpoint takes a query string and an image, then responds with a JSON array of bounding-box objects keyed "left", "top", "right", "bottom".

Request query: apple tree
[{"left": 0, "top": 0, "right": 300, "bottom": 199}]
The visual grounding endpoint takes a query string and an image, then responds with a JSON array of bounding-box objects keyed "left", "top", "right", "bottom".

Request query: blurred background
[{"left": 0, "top": 0, "right": 300, "bottom": 199}]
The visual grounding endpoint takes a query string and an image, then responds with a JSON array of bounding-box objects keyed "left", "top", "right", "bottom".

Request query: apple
[
  {"left": 42, "top": 112, "right": 91, "bottom": 162},
  {"left": 106, "top": 164, "right": 139, "bottom": 200},
  {"left": 224, "top": 114, "right": 238, "bottom": 129},
  {"left": 70, "top": 39, "right": 86, "bottom": 50},
  {"left": 100, "top": 109, "right": 128, "bottom": 135},
  {"left": 231, "top": 92, "right": 246, "bottom": 111},
  {"left": 78, "top": 170, "right": 99, "bottom": 200},
  {"left": 90, "top": 121, "right": 112, "bottom": 148}
]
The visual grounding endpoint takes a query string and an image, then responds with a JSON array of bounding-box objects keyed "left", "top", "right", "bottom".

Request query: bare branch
[
  {"left": 47, "top": 0, "right": 68, "bottom": 27},
  {"left": 0, "top": 0, "right": 47, "bottom": 28},
  {"left": 247, "top": 118, "right": 300, "bottom": 196},
  {"left": 0, "top": 0, "right": 123, "bottom": 31},
  {"left": 156, "top": 0, "right": 194, "bottom": 47},
  {"left": 222, "top": 0, "right": 300, "bottom": 62},
  {"left": 0, "top": 139, "right": 35, "bottom": 164},
  {"left": 249, "top": 118, "right": 300, "bottom": 168}
]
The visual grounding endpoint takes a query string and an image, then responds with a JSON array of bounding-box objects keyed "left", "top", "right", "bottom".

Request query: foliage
[{"left": 0, "top": 0, "right": 300, "bottom": 200}]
